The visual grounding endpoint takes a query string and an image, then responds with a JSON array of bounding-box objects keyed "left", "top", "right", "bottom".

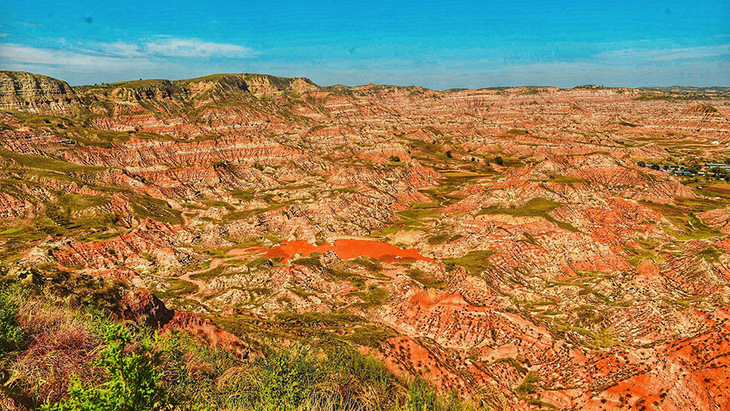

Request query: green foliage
[
  {"left": 214, "top": 341, "right": 407, "bottom": 411},
  {"left": 0, "top": 286, "right": 25, "bottom": 355},
  {"left": 444, "top": 250, "right": 494, "bottom": 276},
  {"left": 201, "top": 199, "right": 236, "bottom": 211},
  {"left": 43, "top": 323, "right": 166, "bottom": 411},
  {"left": 479, "top": 198, "right": 578, "bottom": 232},
  {"left": 352, "top": 285, "right": 389, "bottom": 307},
  {"left": 230, "top": 189, "right": 255, "bottom": 201},
  {"left": 130, "top": 194, "right": 183, "bottom": 225},
  {"left": 0, "top": 270, "right": 476, "bottom": 411},
  {"left": 641, "top": 199, "right": 724, "bottom": 240},
  {"left": 245, "top": 342, "right": 319, "bottom": 410},
  {"left": 405, "top": 377, "right": 466, "bottom": 411},
  {"left": 405, "top": 268, "right": 448, "bottom": 290},
  {"left": 405, "top": 377, "right": 440, "bottom": 411},
  {"left": 547, "top": 175, "right": 585, "bottom": 184},
  {"left": 515, "top": 371, "right": 540, "bottom": 395},
  {"left": 493, "top": 357, "right": 529, "bottom": 374}
]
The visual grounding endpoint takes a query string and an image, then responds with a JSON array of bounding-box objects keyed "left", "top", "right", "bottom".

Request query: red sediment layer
[{"left": 255, "top": 239, "right": 433, "bottom": 263}]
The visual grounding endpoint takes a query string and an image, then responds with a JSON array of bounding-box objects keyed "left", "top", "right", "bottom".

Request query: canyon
[{"left": 1, "top": 70, "right": 729, "bottom": 410}]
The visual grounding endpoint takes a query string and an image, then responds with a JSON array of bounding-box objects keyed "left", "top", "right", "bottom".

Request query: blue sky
[{"left": 1, "top": 0, "right": 728, "bottom": 88}]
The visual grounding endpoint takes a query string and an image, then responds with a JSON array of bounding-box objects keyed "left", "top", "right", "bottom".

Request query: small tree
[
  {"left": 445, "top": 151, "right": 453, "bottom": 158},
  {"left": 494, "top": 156, "right": 504, "bottom": 166},
  {"left": 43, "top": 323, "right": 167, "bottom": 411}
]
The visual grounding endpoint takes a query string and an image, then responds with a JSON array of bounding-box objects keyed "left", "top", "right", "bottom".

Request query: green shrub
[
  {"left": 406, "top": 377, "right": 440, "bottom": 411},
  {"left": 515, "top": 371, "right": 540, "bottom": 395},
  {"left": 0, "top": 287, "right": 25, "bottom": 355},
  {"left": 43, "top": 323, "right": 167, "bottom": 411}
]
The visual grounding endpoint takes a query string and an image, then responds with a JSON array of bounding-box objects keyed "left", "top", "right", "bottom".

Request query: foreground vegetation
[{"left": 0, "top": 267, "right": 477, "bottom": 411}]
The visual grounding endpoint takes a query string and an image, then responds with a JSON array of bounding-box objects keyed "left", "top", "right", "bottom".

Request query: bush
[
  {"left": 493, "top": 156, "right": 504, "bottom": 166},
  {"left": 43, "top": 323, "right": 167, "bottom": 411},
  {"left": 0, "top": 287, "right": 25, "bottom": 355},
  {"left": 406, "top": 377, "right": 440, "bottom": 411},
  {"left": 405, "top": 377, "right": 466, "bottom": 411},
  {"left": 216, "top": 341, "right": 404, "bottom": 410}
]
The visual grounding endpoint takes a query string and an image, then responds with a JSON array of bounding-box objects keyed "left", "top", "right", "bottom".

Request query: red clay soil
[{"left": 255, "top": 239, "right": 434, "bottom": 263}]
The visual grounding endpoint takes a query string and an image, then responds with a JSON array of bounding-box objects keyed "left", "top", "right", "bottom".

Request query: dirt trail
[{"left": 179, "top": 258, "right": 224, "bottom": 296}]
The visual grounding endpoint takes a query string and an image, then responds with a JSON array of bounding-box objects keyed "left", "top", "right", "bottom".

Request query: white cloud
[
  {"left": 143, "top": 38, "right": 257, "bottom": 58},
  {"left": 0, "top": 37, "right": 257, "bottom": 69},
  {"left": 0, "top": 43, "right": 157, "bottom": 72},
  {"left": 596, "top": 44, "right": 730, "bottom": 63},
  {"left": 96, "top": 41, "right": 146, "bottom": 58},
  {"left": 0, "top": 37, "right": 258, "bottom": 83},
  {"left": 92, "top": 38, "right": 258, "bottom": 59}
]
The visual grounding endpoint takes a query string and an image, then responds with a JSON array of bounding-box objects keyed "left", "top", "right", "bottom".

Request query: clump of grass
[
  {"left": 201, "top": 199, "right": 236, "bottom": 211},
  {"left": 548, "top": 175, "right": 586, "bottom": 184},
  {"left": 444, "top": 250, "right": 494, "bottom": 276},
  {"left": 479, "top": 198, "right": 578, "bottom": 232},
  {"left": 493, "top": 357, "right": 529, "bottom": 374},
  {"left": 42, "top": 322, "right": 166, "bottom": 411},
  {"left": 515, "top": 371, "right": 540, "bottom": 395},
  {"left": 427, "top": 233, "right": 450, "bottom": 245},
  {"left": 697, "top": 245, "right": 723, "bottom": 264},
  {"left": 405, "top": 268, "right": 448, "bottom": 290},
  {"left": 3, "top": 290, "right": 101, "bottom": 407},
  {"left": 189, "top": 265, "right": 226, "bottom": 280},
  {"left": 291, "top": 253, "right": 322, "bottom": 267},
  {"left": 0, "top": 286, "right": 25, "bottom": 354},
  {"left": 641, "top": 198, "right": 726, "bottom": 241},
  {"left": 352, "top": 256, "right": 383, "bottom": 273},
  {"left": 130, "top": 194, "right": 183, "bottom": 225},
  {"left": 479, "top": 197, "right": 559, "bottom": 217},
  {"left": 352, "top": 285, "right": 389, "bottom": 307},
  {"left": 230, "top": 189, "right": 255, "bottom": 201}
]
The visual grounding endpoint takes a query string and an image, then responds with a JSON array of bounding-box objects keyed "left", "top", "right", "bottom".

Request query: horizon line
[{"left": 3, "top": 69, "right": 730, "bottom": 91}]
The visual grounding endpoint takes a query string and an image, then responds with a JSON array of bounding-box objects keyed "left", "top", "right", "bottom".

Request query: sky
[{"left": 0, "top": 0, "right": 728, "bottom": 88}]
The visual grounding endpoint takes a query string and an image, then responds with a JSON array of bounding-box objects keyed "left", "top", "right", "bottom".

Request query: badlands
[{"left": 1, "top": 70, "right": 729, "bottom": 410}]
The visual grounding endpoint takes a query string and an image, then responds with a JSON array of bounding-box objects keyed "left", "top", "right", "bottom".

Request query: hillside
[{"left": 1, "top": 71, "right": 730, "bottom": 410}]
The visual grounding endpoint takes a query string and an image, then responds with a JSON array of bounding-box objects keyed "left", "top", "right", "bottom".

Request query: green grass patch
[
  {"left": 405, "top": 268, "right": 448, "bottom": 289},
  {"left": 201, "top": 199, "right": 235, "bottom": 211},
  {"left": 642, "top": 199, "right": 724, "bottom": 240},
  {"left": 351, "top": 285, "right": 389, "bottom": 307},
  {"left": 479, "top": 198, "right": 578, "bottom": 232},
  {"left": 515, "top": 371, "right": 540, "bottom": 395},
  {"left": 0, "top": 227, "right": 25, "bottom": 236},
  {"left": 549, "top": 175, "right": 586, "bottom": 184},
  {"left": 494, "top": 357, "right": 529, "bottom": 374},
  {"left": 444, "top": 250, "right": 494, "bottom": 276},
  {"left": 230, "top": 189, "right": 255, "bottom": 201},
  {"left": 189, "top": 265, "right": 226, "bottom": 280},
  {"left": 130, "top": 194, "right": 183, "bottom": 225}
]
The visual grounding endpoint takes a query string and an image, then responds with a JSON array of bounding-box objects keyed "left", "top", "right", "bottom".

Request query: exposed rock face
[
  {"left": 116, "top": 288, "right": 251, "bottom": 358},
  {"left": 0, "top": 71, "right": 77, "bottom": 112},
  {"left": 2, "top": 71, "right": 730, "bottom": 409},
  {"left": 117, "top": 288, "right": 175, "bottom": 328}
]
